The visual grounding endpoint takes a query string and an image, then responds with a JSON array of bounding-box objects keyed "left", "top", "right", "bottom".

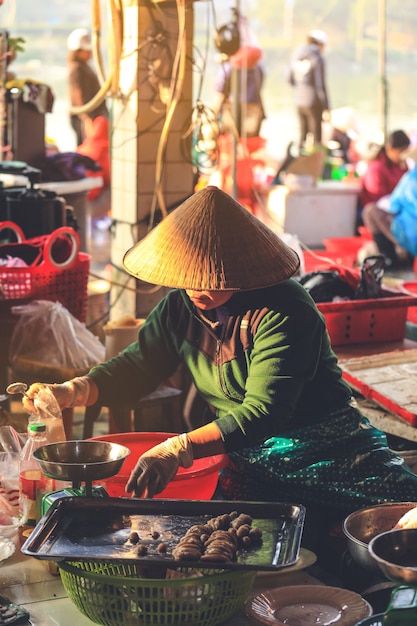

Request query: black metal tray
[{"left": 21, "top": 497, "right": 305, "bottom": 572}]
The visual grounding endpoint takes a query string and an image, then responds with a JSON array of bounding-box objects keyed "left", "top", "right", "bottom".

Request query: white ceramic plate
[
  {"left": 245, "top": 584, "right": 372, "bottom": 626},
  {"left": 255, "top": 549, "right": 317, "bottom": 580}
]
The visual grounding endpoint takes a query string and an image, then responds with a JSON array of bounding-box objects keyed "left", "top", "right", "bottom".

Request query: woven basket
[{"left": 58, "top": 561, "right": 256, "bottom": 626}]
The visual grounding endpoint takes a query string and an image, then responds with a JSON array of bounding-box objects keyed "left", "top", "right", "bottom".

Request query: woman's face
[
  {"left": 386, "top": 143, "right": 409, "bottom": 164},
  {"left": 185, "top": 290, "right": 233, "bottom": 310}
]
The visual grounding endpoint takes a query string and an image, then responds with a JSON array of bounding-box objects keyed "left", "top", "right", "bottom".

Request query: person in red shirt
[
  {"left": 76, "top": 114, "right": 111, "bottom": 241},
  {"left": 359, "top": 130, "right": 410, "bottom": 208},
  {"left": 360, "top": 130, "right": 410, "bottom": 266},
  {"left": 77, "top": 114, "right": 110, "bottom": 201}
]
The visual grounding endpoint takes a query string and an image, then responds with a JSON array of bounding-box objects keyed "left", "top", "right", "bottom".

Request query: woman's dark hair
[
  {"left": 387, "top": 129, "right": 410, "bottom": 150},
  {"left": 373, "top": 129, "right": 410, "bottom": 161}
]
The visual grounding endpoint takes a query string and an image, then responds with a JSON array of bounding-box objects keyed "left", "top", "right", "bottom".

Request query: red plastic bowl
[{"left": 90, "top": 432, "right": 227, "bottom": 500}]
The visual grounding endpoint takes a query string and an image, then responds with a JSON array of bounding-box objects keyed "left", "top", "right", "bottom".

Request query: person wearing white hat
[
  {"left": 22, "top": 186, "right": 417, "bottom": 557},
  {"left": 67, "top": 28, "right": 108, "bottom": 145},
  {"left": 287, "top": 29, "right": 330, "bottom": 148}
]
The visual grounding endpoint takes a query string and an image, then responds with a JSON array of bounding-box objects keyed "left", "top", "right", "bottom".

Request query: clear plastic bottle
[
  {"left": 28, "top": 413, "right": 66, "bottom": 444},
  {"left": 18, "top": 422, "right": 54, "bottom": 543}
]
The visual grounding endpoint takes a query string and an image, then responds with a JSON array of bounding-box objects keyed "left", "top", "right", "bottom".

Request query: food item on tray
[
  {"left": 129, "top": 531, "right": 140, "bottom": 544},
  {"left": 394, "top": 505, "right": 417, "bottom": 529},
  {"left": 122, "top": 509, "right": 264, "bottom": 567},
  {"left": 136, "top": 544, "right": 148, "bottom": 556},
  {"left": 172, "top": 511, "right": 263, "bottom": 563}
]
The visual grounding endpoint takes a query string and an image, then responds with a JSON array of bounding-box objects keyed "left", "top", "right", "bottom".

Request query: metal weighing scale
[
  {"left": 383, "top": 586, "right": 417, "bottom": 625},
  {"left": 32, "top": 440, "right": 131, "bottom": 515},
  {"left": 358, "top": 529, "right": 417, "bottom": 625}
]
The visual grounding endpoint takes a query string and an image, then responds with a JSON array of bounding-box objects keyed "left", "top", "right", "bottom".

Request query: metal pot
[{"left": 343, "top": 502, "right": 417, "bottom": 572}]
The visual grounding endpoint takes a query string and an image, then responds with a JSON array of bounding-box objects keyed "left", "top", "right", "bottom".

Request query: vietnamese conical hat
[{"left": 123, "top": 186, "right": 300, "bottom": 291}]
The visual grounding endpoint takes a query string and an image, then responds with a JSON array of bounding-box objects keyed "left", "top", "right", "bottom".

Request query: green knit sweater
[{"left": 89, "top": 279, "right": 351, "bottom": 452}]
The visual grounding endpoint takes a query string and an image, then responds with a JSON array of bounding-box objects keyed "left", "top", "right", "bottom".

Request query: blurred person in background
[
  {"left": 360, "top": 130, "right": 410, "bottom": 261},
  {"left": 213, "top": 12, "right": 265, "bottom": 138},
  {"left": 287, "top": 29, "right": 330, "bottom": 149},
  {"left": 324, "top": 106, "right": 361, "bottom": 166},
  {"left": 359, "top": 130, "right": 410, "bottom": 209},
  {"left": 213, "top": 47, "right": 265, "bottom": 138},
  {"left": 67, "top": 28, "right": 108, "bottom": 146},
  {"left": 362, "top": 158, "right": 417, "bottom": 268},
  {"left": 76, "top": 112, "right": 111, "bottom": 238}
]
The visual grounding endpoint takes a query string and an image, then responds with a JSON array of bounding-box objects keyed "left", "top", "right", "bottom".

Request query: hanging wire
[{"left": 183, "top": 100, "right": 220, "bottom": 176}]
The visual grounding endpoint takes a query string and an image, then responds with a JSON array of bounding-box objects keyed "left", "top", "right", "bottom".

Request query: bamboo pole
[{"left": 378, "top": 0, "right": 388, "bottom": 139}]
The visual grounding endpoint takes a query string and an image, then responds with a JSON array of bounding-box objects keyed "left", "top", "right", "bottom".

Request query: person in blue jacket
[
  {"left": 362, "top": 163, "right": 417, "bottom": 267},
  {"left": 388, "top": 165, "right": 417, "bottom": 259}
]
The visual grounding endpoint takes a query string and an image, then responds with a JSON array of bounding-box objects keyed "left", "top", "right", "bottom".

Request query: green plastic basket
[{"left": 58, "top": 560, "right": 256, "bottom": 626}]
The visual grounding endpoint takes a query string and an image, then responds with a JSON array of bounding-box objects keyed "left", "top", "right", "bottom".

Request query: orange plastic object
[{"left": 91, "top": 432, "right": 227, "bottom": 500}]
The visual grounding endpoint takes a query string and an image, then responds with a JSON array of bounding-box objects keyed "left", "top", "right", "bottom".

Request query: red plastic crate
[
  {"left": 401, "top": 282, "right": 417, "bottom": 324},
  {"left": 302, "top": 249, "right": 356, "bottom": 273},
  {"left": 318, "top": 289, "right": 417, "bottom": 346}
]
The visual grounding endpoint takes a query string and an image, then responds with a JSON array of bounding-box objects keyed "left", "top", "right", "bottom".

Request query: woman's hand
[
  {"left": 125, "top": 434, "right": 193, "bottom": 498},
  {"left": 22, "top": 377, "right": 92, "bottom": 413}
]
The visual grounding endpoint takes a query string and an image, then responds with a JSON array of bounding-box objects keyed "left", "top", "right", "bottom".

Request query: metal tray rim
[{"left": 22, "top": 496, "right": 306, "bottom": 572}]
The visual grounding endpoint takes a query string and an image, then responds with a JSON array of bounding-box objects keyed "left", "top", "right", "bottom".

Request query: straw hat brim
[{"left": 123, "top": 186, "right": 300, "bottom": 291}]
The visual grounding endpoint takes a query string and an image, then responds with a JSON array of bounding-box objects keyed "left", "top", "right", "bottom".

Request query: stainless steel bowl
[
  {"left": 343, "top": 502, "right": 417, "bottom": 572},
  {"left": 33, "top": 440, "right": 131, "bottom": 482},
  {"left": 369, "top": 528, "right": 417, "bottom": 585}
]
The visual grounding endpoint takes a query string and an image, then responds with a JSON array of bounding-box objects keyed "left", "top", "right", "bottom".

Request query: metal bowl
[
  {"left": 369, "top": 528, "right": 417, "bottom": 585},
  {"left": 33, "top": 440, "right": 131, "bottom": 482},
  {"left": 353, "top": 616, "right": 384, "bottom": 626},
  {"left": 343, "top": 502, "right": 417, "bottom": 571}
]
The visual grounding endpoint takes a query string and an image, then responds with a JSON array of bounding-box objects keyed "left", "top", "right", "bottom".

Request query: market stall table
[
  {"left": 336, "top": 338, "right": 417, "bottom": 443},
  {"left": 0, "top": 545, "right": 323, "bottom": 626}
]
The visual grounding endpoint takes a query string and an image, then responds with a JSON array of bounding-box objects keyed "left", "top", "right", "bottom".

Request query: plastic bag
[
  {"left": 0, "top": 436, "right": 20, "bottom": 543},
  {"left": 9, "top": 300, "right": 105, "bottom": 379},
  {"left": 32, "top": 385, "right": 61, "bottom": 418},
  {"left": 31, "top": 386, "right": 67, "bottom": 442},
  {"left": 354, "top": 255, "right": 385, "bottom": 300}
]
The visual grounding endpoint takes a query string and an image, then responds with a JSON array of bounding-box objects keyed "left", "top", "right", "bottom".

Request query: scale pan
[{"left": 33, "top": 440, "right": 131, "bottom": 482}]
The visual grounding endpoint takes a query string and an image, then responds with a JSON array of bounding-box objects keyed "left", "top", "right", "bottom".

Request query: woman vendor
[
  {"left": 359, "top": 129, "right": 410, "bottom": 265},
  {"left": 23, "top": 186, "right": 417, "bottom": 549}
]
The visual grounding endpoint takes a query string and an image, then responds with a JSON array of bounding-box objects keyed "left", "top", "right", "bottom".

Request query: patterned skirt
[{"left": 219, "top": 406, "right": 417, "bottom": 515}]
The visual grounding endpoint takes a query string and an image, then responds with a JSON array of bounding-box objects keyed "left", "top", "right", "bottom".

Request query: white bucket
[{"left": 104, "top": 319, "right": 146, "bottom": 358}]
